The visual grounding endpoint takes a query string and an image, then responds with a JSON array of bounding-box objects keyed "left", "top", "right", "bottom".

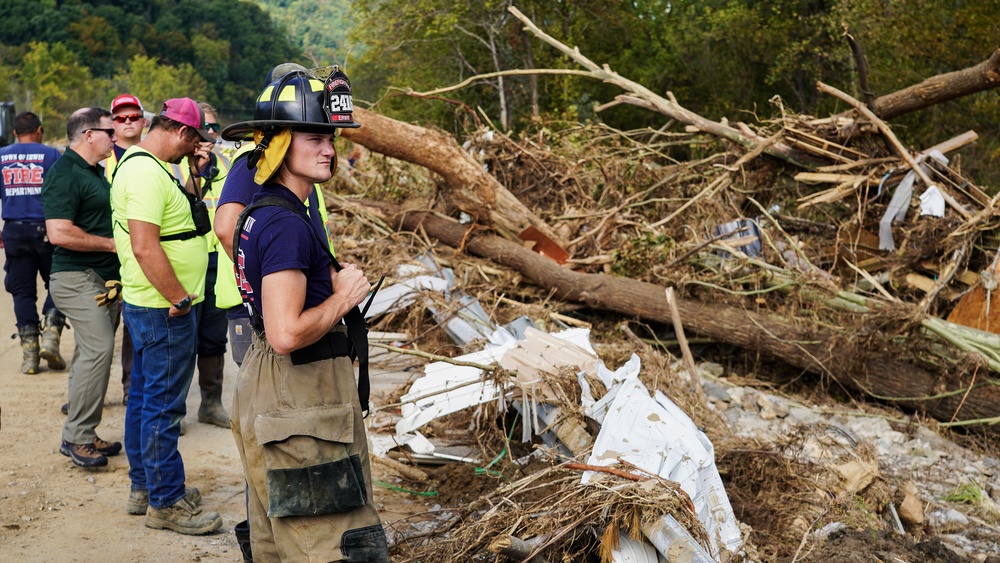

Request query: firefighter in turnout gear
[{"left": 221, "top": 67, "right": 387, "bottom": 562}]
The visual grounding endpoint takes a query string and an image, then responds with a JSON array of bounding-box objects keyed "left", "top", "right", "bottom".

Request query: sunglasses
[
  {"left": 113, "top": 113, "right": 143, "bottom": 124},
  {"left": 87, "top": 128, "right": 116, "bottom": 137},
  {"left": 204, "top": 122, "right": 220, "bottom": 133}
]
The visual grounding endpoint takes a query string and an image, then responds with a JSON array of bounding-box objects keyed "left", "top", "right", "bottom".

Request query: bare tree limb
[
  {"left": 502, "top": 6, "right": 816, "bottom": 169},
  {"left": 816, "top": 81, "right": 973, "bottom": 219},
  {"left": 341, "top": 107, "right": 562, "bottom": 243},
  {"left": 842, "top": 23, "right": 875, "bottom": 108},
  {"left": 410, "top": 68, "right": 595, "bottom": 97}
]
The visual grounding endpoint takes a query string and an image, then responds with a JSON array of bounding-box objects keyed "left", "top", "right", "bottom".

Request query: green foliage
[
  {"left": 943, "top": 480, "right": 985, "bottom": 505},
  {"left": 15, "top": 42, "right": 110, "bottom": 138},
  {"left": 250, "top": 0, "right": 357, "bottom": 67},
  {"left": 112, "top": 55, "right": 209, "bottom": 111},
  {"left": 612, "top": 233, "right": 674, "bottom": 278},
  {"left": 0, "top": 0, "right": 300, "bottom": 121}
]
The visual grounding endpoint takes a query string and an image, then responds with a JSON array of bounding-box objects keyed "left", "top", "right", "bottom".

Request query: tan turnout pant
[{"left": 232, "top": 331, "right": 387, "bottom": 562}]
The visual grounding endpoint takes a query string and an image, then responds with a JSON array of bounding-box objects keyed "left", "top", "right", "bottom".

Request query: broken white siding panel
[
  {"left": 396, "top": 343, "right": 514, "bottom": 436},
  {"left": 396, "top": 374, "right": 508, "bottom": 435},
  {"left": 395, "top": 328, "right": 603, "bottom": 442},
  {"left": 610, "top": 534, "right": 660, "bottom": 563},
  {"left": 413, "top": 253, "right": 456, "bottom": 288},
  {"left": 641, "top": 517, "right": 717, "bottom": 563},
  {"left": 363, "top": 275, "right": 451, "bottom": 319},
  {"left": 512, "top": 400, "right": 562, "bottom": 451},
  {"left": 499, "top": 326, "right": 599, "bottom": 385},
  {"left": 434, "top": 293, "right": 497, "bottom": 345},
  {"left": 583, "top": 377, "right": 743, "bottom": 560},
  {"left": 369, "top": 431, "right": 437, "bottom": 459},
  {"left": 583, "top": 353, "right": 642, "bottom": 424},
  {"left": 650, "top": 389, "right": 742, "bottom": 557}
]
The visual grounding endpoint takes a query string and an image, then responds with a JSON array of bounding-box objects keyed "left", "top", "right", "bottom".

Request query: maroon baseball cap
[
  {"left": 110, "top": 93, "right": 143, "bottom": 113},
  {"left": 160, "top": 98, "right": 214, "bottom": 143}
]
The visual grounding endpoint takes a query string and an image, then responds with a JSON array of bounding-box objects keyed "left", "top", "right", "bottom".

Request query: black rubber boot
[
  {"left": 197, "top": 355, "right": 229, "bottom": 428},
  {"left": 234, "top": 519, "right": 253, "bottom": 563}
]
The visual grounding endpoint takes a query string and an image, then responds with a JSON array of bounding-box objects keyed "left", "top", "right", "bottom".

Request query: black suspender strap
[
  {"left": 233, "top": 195, "right": 371, "bottom": 415},
  {"left": 112, "top": 151, "right": 210, "bottom": 242}
]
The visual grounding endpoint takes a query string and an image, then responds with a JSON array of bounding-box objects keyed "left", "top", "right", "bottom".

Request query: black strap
[
  {"left": 233, "top": 195, "right": 371, "bottom": 414},
  {"left": 112, "top": 151, "right": 206, "bottom": 242}
]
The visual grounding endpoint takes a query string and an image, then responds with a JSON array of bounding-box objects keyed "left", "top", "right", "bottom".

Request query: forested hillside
[
  {"left": 0, "top": 0, "right": 300, "bottom": 136},
  {"left": 348, "top": 0, "right": 1000, "bottom": 185},
  {"left": 0, "top": 0, "right": 995, "bottom": 186},
  {"left": 250, "top": 0, "right": 355, "bottom": 67}
]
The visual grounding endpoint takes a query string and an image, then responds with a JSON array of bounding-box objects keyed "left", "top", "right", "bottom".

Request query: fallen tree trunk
[
  {"left": 828, "top": 48, "right": 1000, "bottom": 126},
  {"left": 341, "top": 107, "right": 561, "bottom": 244},
  {"left": 871, "top": 49, "right": 1000, "bottom": 120},
  {"left": 354, "top": 199, "right": 1000, "bottom": 432}
]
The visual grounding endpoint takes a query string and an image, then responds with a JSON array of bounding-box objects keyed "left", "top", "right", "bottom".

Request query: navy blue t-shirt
[
  {"left": 0, "top": 142, "right": 63, "bottom": 221},
  {"left": 235, "top": 183, "right": 333, "bottom": 327}
]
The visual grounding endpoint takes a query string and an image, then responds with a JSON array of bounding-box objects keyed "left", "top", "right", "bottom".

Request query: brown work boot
[
  {"left": 59, "top": 440, "right": 108, "bottom": 468},
  {"left": 145, "top": 495, "right": 222, "bottom": 535},
  {"left": 93, "top": 436, "right": 122, "bottom": 456},
  {"left": 17, "top": 325, "right": 40, "bottom": 374},
  {"left": 127, "top": 486, "right": 202, "bottom": 516},
  {"left": 39, "top": 310, "right": 66, "bottom": 370}
]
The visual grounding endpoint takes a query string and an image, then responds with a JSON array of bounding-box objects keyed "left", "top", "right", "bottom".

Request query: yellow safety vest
[
  {"left": 213, "top": 145, "right": 336, "bottom": 310},
  {"left": 103, "top": 150, "right": 120, "bottom": 183}
]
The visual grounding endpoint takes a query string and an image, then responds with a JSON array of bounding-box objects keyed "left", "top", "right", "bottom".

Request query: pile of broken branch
[
  {"left": 315, "top": 9, "right": 1000, "bottom": 562},
  {"left": 331, "top": 7, "right": 1000, "bottom": 434}
]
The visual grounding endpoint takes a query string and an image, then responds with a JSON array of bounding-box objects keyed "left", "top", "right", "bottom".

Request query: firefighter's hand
[
  {"left": 331, "top": 264, "right": 371, "bottom": 309},
  {"left": 94, "top": 280, "right": 123, "bottom": 307}
]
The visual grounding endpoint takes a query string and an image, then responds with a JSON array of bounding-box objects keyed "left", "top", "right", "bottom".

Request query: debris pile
[
  {"left": 446, "top": 102, "right": 1000, "bottom": 429},
  {"left": 370, "top": 280, "right": 748, "bottom": 561},
  {"left": 324, "top": 23, "right": 1000, "bottom": 559}
]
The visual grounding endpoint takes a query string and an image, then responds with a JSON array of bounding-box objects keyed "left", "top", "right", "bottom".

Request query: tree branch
[{"left": 508, "top": 6, "right": 815, "bottom": 169}]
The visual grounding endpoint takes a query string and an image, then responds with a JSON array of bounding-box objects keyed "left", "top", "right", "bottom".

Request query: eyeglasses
[
  {"left": 204, "top": 122, "right": 220, "bottom": 133},
  {"left": 112, "top": 113, "right": 143, "bottom": 124},
  {"left": 86, "top": 128, "right": 116, "bottom": 137}
]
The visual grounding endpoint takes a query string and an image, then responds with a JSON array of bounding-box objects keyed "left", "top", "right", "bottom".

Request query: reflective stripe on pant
[
  {"left": 51, "top": 270, "right": 119, "bottom": 444},
  {"left": 231, "top": 331, "right": 387, "bottom": 562}
]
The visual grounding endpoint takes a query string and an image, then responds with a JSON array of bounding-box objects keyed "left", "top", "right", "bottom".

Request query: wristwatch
[{"left": 174, "top": 296, "right": 192, "bottom": 311}]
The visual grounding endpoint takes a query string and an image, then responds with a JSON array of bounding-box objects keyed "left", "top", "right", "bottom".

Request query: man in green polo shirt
[{"left": 42, "top": 107, "right": 123, "bottom": 468}]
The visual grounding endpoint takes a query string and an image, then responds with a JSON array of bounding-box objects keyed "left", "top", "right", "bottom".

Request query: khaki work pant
[
  {"left": 232, "top": 331, "right": 387, "bottom": 562},
  {"left": 50, "top": 269, "right": 119, "bottom": 444}
]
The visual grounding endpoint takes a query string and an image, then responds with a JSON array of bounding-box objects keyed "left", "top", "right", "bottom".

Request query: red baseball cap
[
  {"left": 160, "top": 98, "right": 214, "bottom": 143},
  {"left": 110, "top": 93, "right": 144, "bottom": 113}
]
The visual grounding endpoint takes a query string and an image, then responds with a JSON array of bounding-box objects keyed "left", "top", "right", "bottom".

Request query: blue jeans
[
  {"left": 2, "top": 221, "right": 60, "bottom": 328},
  {"left": 122, "top": 303, "right": 197, "bottom": 509}
]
